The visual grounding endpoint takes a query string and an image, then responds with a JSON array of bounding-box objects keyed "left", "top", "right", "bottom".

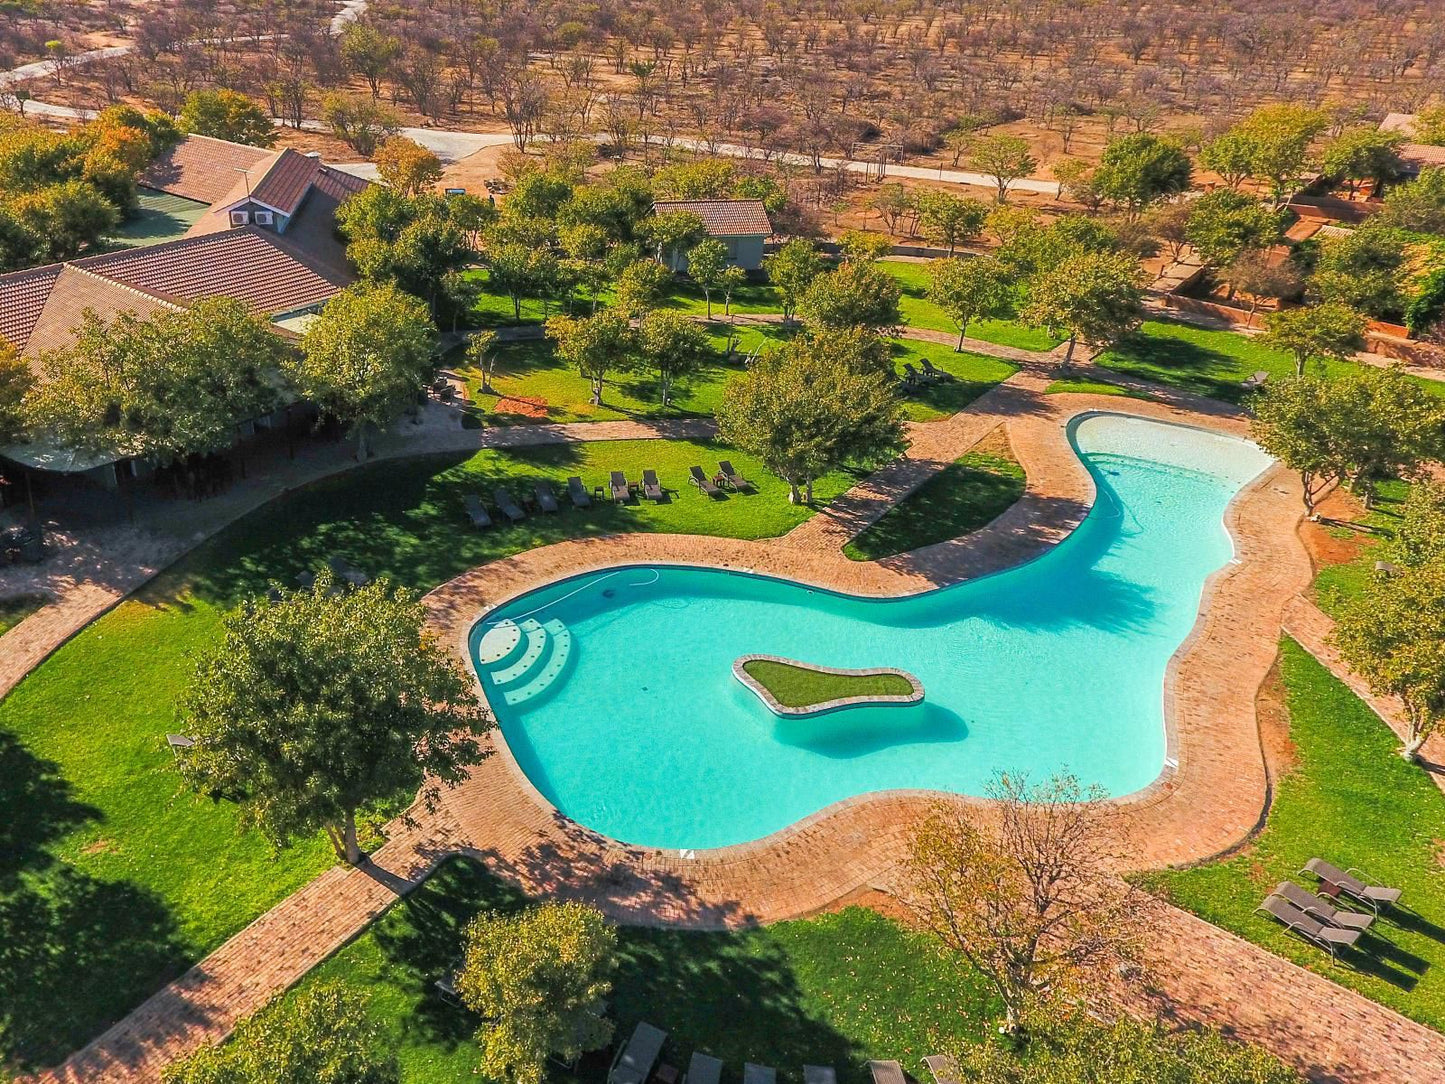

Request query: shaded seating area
[
  {"left": 494, "top": 487, "right": 526, "bottom": 524},
  {"left": 869, "top": 1060, "right": 908, "bottom": 1084},
  {"left": 534, "top": 480, "right": 560, "bottom": 513},
  {"left": 568, "top": 476, "right": 592, "bottom": 508},
  {"left": 743, "top": 1064, "right": 777, "bottom": 1084},
  {"left": 464, "top": 494, "right": 492, "bottom": 528},
  {"left": 804, "top": 1067, "right": 838, "bottom": 1084},
  {"left": 609, "top": 1022, "right": 668, "bottom": 1084},
  {"left": 610, "top": 471, "right": 632, "bottom": 503},
  {"left": 684, "top": 1053, "right": 723, "bottom": 1084},
  {"left": 1256, "top": 894, "right": 1363, "bottom": 963}
]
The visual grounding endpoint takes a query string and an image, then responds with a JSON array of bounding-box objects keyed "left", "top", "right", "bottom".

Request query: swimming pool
[{"left": 470, "top": 413, "right": 1274, "bottom": 851}]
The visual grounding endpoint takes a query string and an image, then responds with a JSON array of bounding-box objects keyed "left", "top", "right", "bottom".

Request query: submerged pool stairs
[{"left": 476, "top": 617, "right": 574, "bottom": 707}]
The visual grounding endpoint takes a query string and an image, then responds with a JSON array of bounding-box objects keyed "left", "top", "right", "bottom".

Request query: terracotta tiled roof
[
  {"left": 77, "top": 228, "right": 350, "bottom": 316},
  {"left": 1402, "top": 143, "right": 1445, "bottom": 168},
  {"left": 23, "top": 267, "right": 177, "bottom": 360},
  {"left": 0, "top": 263, "right": 62, "bottom": 353},
  {"left": 652, "top": 199, "right": 773, "bottom": 237},
  {"left": 138, "top": 134, "right": 276, "bottom": 204},
  {"left": 248, "top": 149, "right": 324, "bottom": 215}
]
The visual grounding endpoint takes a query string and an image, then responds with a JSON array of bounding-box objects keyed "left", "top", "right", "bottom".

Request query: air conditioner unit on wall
[
  {"left": 229, "top": 210, "right": 250, "bottom": 227},
  {"left": 253, "top": 210, "right": 274, "bottom": 226}
]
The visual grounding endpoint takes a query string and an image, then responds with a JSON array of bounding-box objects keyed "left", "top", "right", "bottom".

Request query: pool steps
[{"left": 478, "top": 617, "right": 575, "bottom": 707}]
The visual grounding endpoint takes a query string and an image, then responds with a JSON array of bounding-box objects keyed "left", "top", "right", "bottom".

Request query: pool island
[{"left": 734, "top": 655, "right": 925, "bottom": 716}]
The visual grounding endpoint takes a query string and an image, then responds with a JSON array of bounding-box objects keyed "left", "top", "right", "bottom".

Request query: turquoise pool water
[{"left": 471, "top": 413, "right": 1273, "bottom": 850}]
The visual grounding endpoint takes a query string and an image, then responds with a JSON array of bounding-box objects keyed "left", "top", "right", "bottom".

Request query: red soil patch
[
  {"left": 1297, "top": 486, "right": 1374, "bottom": 570},
  {"left": 493, "top": 395, "right": 549, "bottom": 418}
]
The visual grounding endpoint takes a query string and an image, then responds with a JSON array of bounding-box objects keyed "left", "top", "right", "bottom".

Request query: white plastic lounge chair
[
  {"left": 568, "top": 476, "right": 592, "bottom": 508},
  {"left": 1273, "top": 881, "right": 1374, "bottom": 931},
  {"left": 1256, "top": 894, "right": 1363, "bottom": 962},
  {"left": 743, "top": 1064, "right": 777, "bottom": 1084},
  {"left": 922, "top": 1054, "right": 961, "bottom": 1084},
  {"left": 684, "top": 1052, "right": 723, "bottom": 1084},
  {"left": 464, "top": 494, "right": 492, "bottom": 528},
  {"left": 869, "top": 1061, "right": 908, "bottom": 1084},
  {"left": 609, "top": 1022, "right": 667, "bottom": 1084},
  {"left": 1300, "top": 858, "right": 1402, "bottom": 913}
]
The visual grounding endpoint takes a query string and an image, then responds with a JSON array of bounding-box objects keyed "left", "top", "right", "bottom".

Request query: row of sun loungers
[
  {"left": 1255, "top": 858, "right": 1404, "bottom": 964},
  {"left": 465, "top": 465, "right": 754, "bottom": 528},
  {"left": 898, "top": 358, "right": 953, "bottom": 393}
]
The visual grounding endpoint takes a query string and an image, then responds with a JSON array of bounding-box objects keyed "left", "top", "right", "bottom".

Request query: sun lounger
[
  {"left": 464, "top": 494, "right": 493, "bottom": 528},
  {"left": 434, "top": 970, "right": 461, "bottom": 1005},
  {"left": 166, "top": 733, "right": 195, "bottom": 754},
  {"left": 922, "top": 1054, "right": 961, "bottom": 1084},
  {"left": 1273, "top": 881, "right": 1375, "bottom": 931},
  {"left": 534, "top": 480, "right": 560, "bottom": 513},
  {"left": 743, "top": 1064, "right": 777, "bottom": 1084},
  {"left": 689, "top": 465, "right": 722, "bottom": 496},
  {"left": 641, "top": 469, "right": 664, "bottom": 502},
  {"left": 494, "top": 487, "right": 526, "bottom": 524},
  {"left": 804, "top": 1067, "right": 838, "bottom": 1084},
  {"left": 327, "top": 555, "right": 369, "bottom": 587},
  {"left": 718, "top": 460, "right": 752, "bottom": 490},
  {"left": 902, "top": 363, "right": 924, "bottom": 385},
  {"left": 1241, "top": 370, "right": 1269, "bottom": 391},
  {"left": 1256, "top": 894, "right": 1362, "bottom": 961},
  {"left": 568, "top": 476, "right": 592, "bottom": 508},
  {"left": 1300, "top": 858, "right": 1402, "bottom": 912},
  {"left": 610, "top": 471, "right": 631, "bottom": 502},
  {"left": 869, "top": 1061, "right": 908, "bottom": 1084},
  {"left": 919, "top": 357, "right": 951, "bottom": 381},
  {"left": 609, "top": 1022, "right": 668, "bottom": 1084},
  {"left": 684, "top": 1052, "right": 723, "bottom": 1084}
]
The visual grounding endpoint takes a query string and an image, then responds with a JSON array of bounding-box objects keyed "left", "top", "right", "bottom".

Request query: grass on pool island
[
  {"left": 292, "top": 857, "right": 995, "bottom": 1084},
  {"left": 741, "top": 658, "right": 916, "bottom": 710},
  {"left": 844, "top": 440, "right": 1025, "bottom": 561},
  {"left": 1145, "top": 637, "right": 1445, "bottom": 1031},
  {"left": 0, "top": 438, "right": 857, "bottom": 1069}
]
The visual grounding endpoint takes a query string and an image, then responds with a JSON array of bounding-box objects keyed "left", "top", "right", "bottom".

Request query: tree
[
  {"left": 0, "top": 341, "right": 34, "bottom": 444},
  {"left": 1227, "top": 250, "right": 1300, "bottom": 325},
  {"left": 26, "top": 299, "right": 286, "bottom": 463},
  {"left": 1198, "top": 129, "right": 1257, "bottom": 190},
  {"left": 457, "top": 903, "right": 616, "bottom": 1084},
  {"left": 340, "top": 23, "right": 402, "bottom": 100},
  {"left": 1406, "top": 267, "right": 1445, "bottom": 340},
  {"left": 1143, "top": 200, "right": 1194, "bottom": 262},
  {"left": 339, "top": 187, "right": 474, "bottom": 320},
  {"left": 766, "top": 238, "right": 824, "bottom": 322},
  {"left": 1022, "top": 251, "right": 1143, "bottom": 369},
  {"left": 321, "top": 93, "right": 401, "bottom": 157},
  {"left": 612, "top": 257, "right": 672, "bottom": 319},
  {"left": 1092, "top": 134, "right": 1192, "bottom": 216},
  {"left": 914, "top": 192, "right": 989, "bottom": 255},
  {"left": 374, "top": 137, "right": 443, "bottom": 196},
  {"left": 902, "top": 774, "right": 1146, "bottom": 1033},
  {"left": 163, "top": 983, "right": 399, "bottom": 1084},
  {"left": 929, "top": 256, "right": 1012, "bottom": 350},
  {"left": 837, "top": 229, "right": 893, "bottom": 264},
  {"left": 546, "top": 311, "right": 633, "bottom": 404},
  {"left": 687, "top": 237, "right": 729, "bottom": 318},
  {"left": 1259, "top": 302, "right": 1366, "bottom": 377},
  {"left": 1237, "top": 105, "right": 1328, "bottom": 206},
  {"left": 965, "top": 133, "right": 1038, "bottom": 203},
  {"left": 718, "top": 265, "right": 748, "bottom": 316},
  {"left": 1310, "top": 224, "right": 1409, "bottom": 320},
  {"left": 1334, "top": 562, "right": 1445, "bottom": 760},
  {"left": 175, "top": 576, "right": 488, "bottom": 865},
  {"left": 294, "top": 283, "right": 437, "bottom": 458},
  {"left": 8, "top": 179, "right": 118, "bottom": 260},
  {"left": 1378, "top": 167, "right": 1445, "bottom": 235},
  {"left": 177, "top": 90, "right": 277, "bottom": 148},
  {"left": 1395, "top": 482, "right": 1445, "bottom": 568},
  {"left": 715, "top": 332, "right": 906, "bottom": 504},
  {"left": 464, "top": 329, "right": 500, "bottom": 394},
  {"left": 1183, "top": 190, "right": 1282, "bottom": 268},
  {"left": 634, "top": 309, "right": 713, "bottom": 407},
  {"left": 796, "top": 260, "right": 902, "bottom": 334},
  {"left": 1329, "top": 366, "right": 1445, "bottom": 507},
  {"left": 644, "top": 209, "right": 706, "bottom": 268},
  {"left": 486, "top": 240, "right": 560, "bottom": 320},
  {"left": 1250, "top": 375, "right": 1347, "bottom": 514},
  {"left": 1321, "top": 127, "right": 1405, "bottom": 196}
]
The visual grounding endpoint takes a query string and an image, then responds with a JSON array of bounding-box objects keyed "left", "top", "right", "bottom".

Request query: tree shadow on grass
[{"left": 1096, "top": 330, "right": 1249, "bottom": 403}]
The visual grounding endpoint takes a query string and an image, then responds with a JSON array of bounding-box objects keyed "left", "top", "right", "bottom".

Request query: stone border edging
[{"left": 732, "top": 654, "right": 924, "bottom": 716}]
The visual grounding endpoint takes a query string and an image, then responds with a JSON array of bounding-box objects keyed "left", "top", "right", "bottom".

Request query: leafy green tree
[
  {"left": 340, "top": 23, "right": 403, "bottom": 100},
  {"left": 644, "top": 209, "right": 706, "bottom": 268},
  {"left": 1227, "top": 249, "right": 1301, "bottom": 324},
  {"left": 177, "top": 90, "right": 277, "bottom": 148},
  {"left": 1329, "top": 366, "right": 1445, "bottom": 507},
  {"left": 1198, "top": 129, "right": 1258, "bottom": 190},
  {"left": 837, "top": 229, "right": 893, "bottom": 264},
  {"left": 176, "top": 576, "right": 488, "bottom": 864},
  {"left": 765, "top": 238, "right": 825, "bottom": 321},
  {"left": 914, "top": 192, "right": 989, "bottom": 254},
  {"left": 1091, "top": 133, "right": 1192, "bottom": 216},
  {"left": 796, "top": 260, "right": 902, "bottom": 334},
  {"left": 1183, "top": 190, "right": 1282, "bottom": 268},
  {"left": 26, "top": 298, "right": 286, "bottom": 462},
  {"left": 1321, "top": 127, "right": 1405, "bottom": 196},
  {"left": 8, "top": 179, "right": 117, "bottom": 259},
  {"left": 338, "top": 186, "right": 474, "bottom": 319},
  {"left": 686, "top": 237, "right": 730, "bottom": 318},
  {"left": 546, "top": 311, "right": 633, "bottom": 404},
  {"left": 1394, "top": 481, "right": 1445, "bottom": 567},
  {"left": 464, "top": 329, "right": 500, "bottom": 393},
  {"left": 163, "top": 983, "right": 399, "bottom": 1084},
  {"left": 1021, "top": 251, "right": 1143, "bottom": 369},
  {"left": 457, "top": 903, "right": 617, "bottom": 1084},
  {"left": 374, "top": 137, "right": 443, "bottom": 196},
  {"left": 1415, "top": 105, "right": 1445, "bottom": 147},
  {"left": 1259, "top": 302, "right": 1366, "bottom": 377},
  {"left": 1378, "top": 167, "right": 1445, "bottom": 235},
  {"left": 1250, "top": 374, "right": 1348, "bottom": 514},
  {"left": 633, "top": 309, "right": 713, "bottom": 407},
  {"left": 294, "top": 283, "right": 437, "bottom": 458},
  {"left": 612, "top": 257, "right": 671, "bottom": 319},
  {"left": 320, "top": 93, "right": 401, "bottom": 157},
  {"left": 0, "top": 204, "right": 41, "bottom": 270},
  {"left": 0, "top": 340, "right": 34, "bottom": 444},
  {"left": 965, "top": 133, "right": 1038, "bottom": 203},
  {"left": 715, "top": 332, "right": 907, "bottom": 503},
  {"left": 485, "top": 240, "right": 561, "bottom": 320},
  {"left": 928, "top": 256, "right": 1012, "bottom": 350},
  {"left": 651, "top": 159, "right": 736, "bottom": 199},
  {"left": 505, "top": 171, "right": 574, "bottom": 221},
  {"left": 718, "top": 264, "right": 748, "bottom": 316},
  {"left": 1238, "top": 105, "right": 1328, "bottom": 205},
  {"left": 1310, "top": 224, "right": 1409, "bottom": 319},
  {"left": 1405, "top": 267, "right": 1445, "bottom": 338},
  {"left": 1334, "top": 561, "right": 1445, "bottom": 759}
]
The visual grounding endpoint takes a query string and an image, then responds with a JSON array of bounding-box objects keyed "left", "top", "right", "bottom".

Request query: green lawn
[
  {"left": 1312, "top": 479, "right": 1411, "bottom": 618},
  {"left": 294, "top": 857, "right": 996, "bottom": 1084},
  {"left": 879, "top": 260, "right": 1061, "bottom": 353},
  {"left": 0, "top": 593, "right": 47, "bottom": 635},
  {"left": 1095, "top": 321, "right": 1445, "bottom": 404},
  {"left": 844, "top": 450, "right": 1026, "bottom": 561},
  {"left": 0, "top": 438, "right": 856, "bottom": 1070},
  {"left": 741, "top": 659, "right": 916, "bottom": 709},
  {"left": 1146, "top": 638, "right": 1445, "bottom": 1031}
]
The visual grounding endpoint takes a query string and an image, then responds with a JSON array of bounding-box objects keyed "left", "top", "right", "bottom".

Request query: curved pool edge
[{"left": 422, "top": 395, "right": 1312, "bottom": 926}]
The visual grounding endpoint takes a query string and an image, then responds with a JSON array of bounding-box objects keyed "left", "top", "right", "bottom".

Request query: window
[
  {"left": 253, "top": 210, "right": 274, "bottom": 227},
  {"left": 229, "top": 210, "right": 250, "bottom": 227}
]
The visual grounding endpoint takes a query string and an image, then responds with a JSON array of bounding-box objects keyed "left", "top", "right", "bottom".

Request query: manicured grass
[
  {"left": 893, "top": 341, "right": 1017, "bottom": 422},
  {"left": 879, "top": 260, "right": 1061, "bottom": 353},
  {"left": 1311, "top": 479, "right": 1411, "bottom": 617},
  {"left": 1096, "top": 320, "right": 1445, "bottom": 404},
  {"left": 1146, "top": 638, "right": 1445, "bottom": 1032},
  {"left": 843, "top": 450, "right": 1025, "bottom": 561},
  {"left": 1044, "top": 378, "right": 1142, "bottom": 398},
  {"left": 0, "top": 593, "right": 47, "bottom": 634},
  {"left": 741, "top": 659, "right": 916, "bottom": 709},
  {"left": 294, "top": 857, "right": 996, "bottom": 1084},
  {"left": 0, "top": 438, "right": 856, "bottom": 1069}
]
